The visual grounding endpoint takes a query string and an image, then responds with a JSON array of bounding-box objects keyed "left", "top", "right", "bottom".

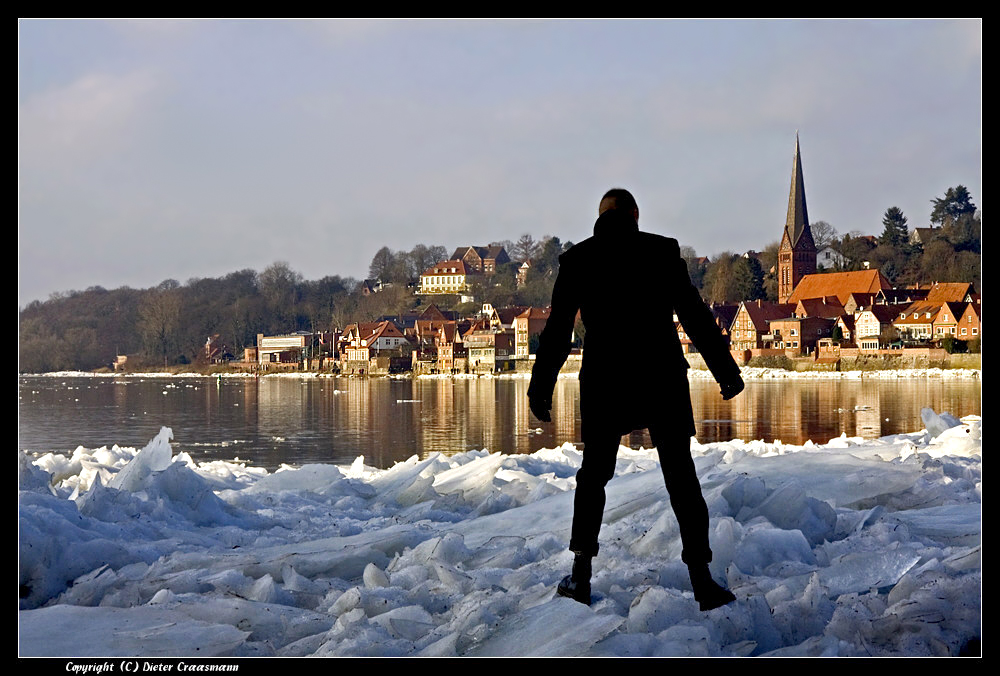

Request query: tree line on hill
[
  {"left": 18, "top": 186, "right": 979, "bottom": 373},
  {"left": 17, "top": 234, "right": 572, "bottom": 373}
]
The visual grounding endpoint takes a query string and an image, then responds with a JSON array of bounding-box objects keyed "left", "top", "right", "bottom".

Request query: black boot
[
  {"left": 689, "top": 564, "right": 735, "bottom": 611},
  {"left": 557, "top": 553, "right": 592, "bottom": 605}
]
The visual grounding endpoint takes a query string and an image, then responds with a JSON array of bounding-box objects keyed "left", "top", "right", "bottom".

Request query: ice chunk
[
  {"left": 432, "top": 452, "right": 506, "bottom": 495},
  {"left": 370, "top": 453, "right": 450, "bottom": 507},
  {"left": 733, "top": 526, "right": 816, "bottom": 575},
  {"left": 465, "top": 598, "right": 623, "bottom": 656},
  {"left": 109, "top": 426, "right": 174, "bottom": 492},
  {"left": 363, "top": 562, "right": 390, "bottom": 588},
  {"left": 251, "top": 463, "right": 345, "bottom": 493},
  {"left": 625, "top": 586, "right": 698, "bottom": 634},
  {"left": 921, "top": 408, "right": 962, "bottom": 439},
  {"left": 18, "top": 451, "right": 54, "bottom": 494},
  {"left": 891, "top": 504, "right": 981, "bottom": 546},
  {"left": 18, "top": 604, "right": 249, "bottom": 657},
  {"left": 750, "top": 481, "right": 837, "bottom": 545},
  {"left": 369, "top": 605, "right": 435, "bottom": 640}
]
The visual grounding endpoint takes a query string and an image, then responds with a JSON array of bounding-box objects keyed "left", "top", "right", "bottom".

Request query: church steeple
[
  {"left": 784, "top": 132, "right": 810, "bottom": 247},
  {"left": 777, "top": 133, "right": 817, "bottom": 302}
]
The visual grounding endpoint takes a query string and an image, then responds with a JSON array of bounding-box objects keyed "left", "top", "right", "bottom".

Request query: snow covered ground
[{"left": 19, "top": 408, "right": 980, "bottom": 657}]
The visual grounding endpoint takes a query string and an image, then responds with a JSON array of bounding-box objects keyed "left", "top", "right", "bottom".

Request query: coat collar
[{"left": 593, "top": 209, "right": 639, "bottom": 238}]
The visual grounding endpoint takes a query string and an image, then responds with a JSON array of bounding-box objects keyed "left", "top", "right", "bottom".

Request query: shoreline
[{"left": 20, "top": 366, "right": 982, "bottom": 380}]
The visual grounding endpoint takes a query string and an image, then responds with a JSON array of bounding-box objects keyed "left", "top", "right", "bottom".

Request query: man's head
[{"left": 598, "top": 188, "right": 639, "bottom": 222}]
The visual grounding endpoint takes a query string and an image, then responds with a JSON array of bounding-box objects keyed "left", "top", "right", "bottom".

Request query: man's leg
[
  {"left": 649, "top": 424, "right": 735, "bottom": 611},
  {"left": 558, "top": 425, "right": 621, "bottom": 604},
  {"left": 568, "top": 426, "right": 622, "bottom": 557},
  {"left": 648, "top": 425, "right": 712, "bottom": 566}
]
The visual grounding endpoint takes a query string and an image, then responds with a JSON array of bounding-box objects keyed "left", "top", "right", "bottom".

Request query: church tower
[{"left": 777, "top": 134, "right": 817, "bottom": 302}]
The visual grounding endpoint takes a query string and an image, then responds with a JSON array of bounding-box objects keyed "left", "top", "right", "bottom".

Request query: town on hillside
[{"left": 196, "top": 138, "right": 980, "bottom": 376}]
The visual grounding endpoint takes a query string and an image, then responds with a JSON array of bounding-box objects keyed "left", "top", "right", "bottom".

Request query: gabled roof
[
  {"left": 795, "top": 296, "right": 846, "bottom": 319},
  {"left": 451, "top": 245, "right": 510, "bottom": 263},
  {"left": 516, "top": 307, "right": 552, "bottom": 321},
  {"left": 368, "top": 320, "right": 405, "bottom": 341},
  {"left": 934, "top": 302, "right": 969, "bottom": 324},
  {"left": 463, "top": 318, "right": 491, "bottom": 337},
  {"left": 451, "top": 246, "right": 479, "bottom": 261},
  {"left": 485, "top": 245, "right": 509, "bottom": 260},
  {"left": 709, "top": 303, "right": 739, "bottom": 332},
  {"left": 437, "top": 323, "right": 459, "bottom": 344},
  {"left": 787, "top": 269, "right": 891, "bottom": 305},
  {"left": 959, "top": 302, "right": 981, "bottom": 320},
  {"left": 414, "top": 319, "right": 453, "bottom": 339},
  {"left": 344, "top": 321, "right": 381, "bottom": 338},
  {"left": 418, "top": 304, "right": 449, "bottom": 322},
  {"left": 910, "top": 226, "right": 943, "bottom": 244},
  {"left": 894, "top": 302, "right": 943, "bottom": 325},
  {"left": 925, "top": 282, "right": 978, "bottom": 304},
  {"left": 496, "top": 305, "right": 529, "bottom": 325},
  {"left": 345, "top": 320, "right": 405, "bottom": 345},
  {"left": 739, "top": 300, "right": 796, "bottom": 329},
  {"left": 876, "top": 288, "right": 929, "bottom": 305},
  {"left": 857, "top": 304, "right": 901, "bottom": 324},
  {"left": 422, "top": 260, "right": 473, "bottom": 277},
  {"left": 845, "top": 292, "right": 876, "bottom": 308}
]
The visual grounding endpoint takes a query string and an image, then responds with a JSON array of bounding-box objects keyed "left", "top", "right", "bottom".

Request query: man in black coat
[{"left": 527, "top": 188, "right": 744, "bottom": 611}]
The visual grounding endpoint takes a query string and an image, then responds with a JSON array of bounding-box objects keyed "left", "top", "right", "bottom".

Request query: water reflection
[{"left": 19, "top": 375, "right": 980, "bottom": 471}]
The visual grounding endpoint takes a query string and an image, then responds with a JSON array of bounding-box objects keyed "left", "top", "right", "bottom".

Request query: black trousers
[{"left": 568, "top": 423, "right": 712, "bottom": 565}]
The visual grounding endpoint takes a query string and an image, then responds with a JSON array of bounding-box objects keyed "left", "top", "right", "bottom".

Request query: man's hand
[
  {"left": 719, "top": 376, "right": 745, "bottom": 401},
  {"left": 529, "top": 395, "right": 552, "bottom": 422}
]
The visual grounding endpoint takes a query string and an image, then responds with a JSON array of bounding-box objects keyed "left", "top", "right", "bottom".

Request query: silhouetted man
[{"left": 528, "top": 188, "right": 744, "bottom": 611}]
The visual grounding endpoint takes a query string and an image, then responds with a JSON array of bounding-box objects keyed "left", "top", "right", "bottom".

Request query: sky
[{"left": 18, "top": 19, "right": 982, "bottom": 307}]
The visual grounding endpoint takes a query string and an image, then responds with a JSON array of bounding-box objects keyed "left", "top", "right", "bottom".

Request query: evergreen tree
[
  {"left": 733, "top": 256, "right": 765, "bottom": 301},
  {"left": 879, "top": 206, "right": 909, "bottom": 247},
  {"left": 930, "top": 186, "right": 980, "bottom": 254},
  {"left": 930, "top": 185, "right": 976, "bottom": 227}
]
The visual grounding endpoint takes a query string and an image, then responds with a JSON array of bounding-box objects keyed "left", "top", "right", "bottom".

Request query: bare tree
[
  {"left": 810, "top": 220, "right": 839, "bottom": 250},
  {"left": 138, "top": 289, "right": 181, "bottom": 366},
  {"left": 513, "top": 234, "right": 539, "bottom": 262}
]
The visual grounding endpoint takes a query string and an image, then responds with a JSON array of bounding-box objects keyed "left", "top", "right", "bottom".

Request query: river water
[{"left": 18, "top": 374, "right": 981, "bottom": 471}]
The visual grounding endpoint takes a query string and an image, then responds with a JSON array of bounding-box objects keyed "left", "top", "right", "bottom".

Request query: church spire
[
  {"left": 785, "top": 132, "right": 810, "bottom": 246},
  {"left": 777, "top": 133, "right": 817, "bottom": 302}
]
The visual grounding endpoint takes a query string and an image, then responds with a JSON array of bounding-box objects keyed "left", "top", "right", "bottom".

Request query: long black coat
[{"left": 528, "top": 209, "right": 741, "bottom": 438}]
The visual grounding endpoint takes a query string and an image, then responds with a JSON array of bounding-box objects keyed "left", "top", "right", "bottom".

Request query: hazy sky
[{"left": 18, "top": 19, "right": 981, "bottom": 306}]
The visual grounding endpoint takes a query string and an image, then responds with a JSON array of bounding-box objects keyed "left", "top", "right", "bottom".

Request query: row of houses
[
  {"left": 213, "top": 271, "right": 979, "bottom": 375},
  {"left": 723, "top": 271, "right": 980, "bottom": 361},
  {"left": 219, "top": 302, "right": 556, "bottom": 375},
  {"left": 337, "top": 303, "right": 555, "bottom": 375}
]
